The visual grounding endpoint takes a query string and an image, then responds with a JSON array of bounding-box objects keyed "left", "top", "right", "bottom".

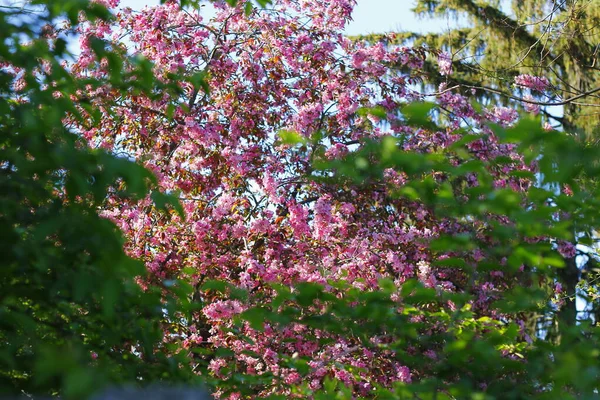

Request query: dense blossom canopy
[{"left": 71, "top": 0, "right": 555, "bottom": 397}]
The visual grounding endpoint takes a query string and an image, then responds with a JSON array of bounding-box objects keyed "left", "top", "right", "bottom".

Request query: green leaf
[
  {"left": 151, "top": 190, "right": 185, "bottom": 217},
  {"left": 189, "top": 71, "right": 210, "bottom": 95},
  {"left": 402, "top": 102, "right": 438, "bottom": 130},
  {"left": 240, "top": 307, "right": 268, "bottom": 331},
  {"left": 278, "top": 129, "right": 307, "bottom": 146}
]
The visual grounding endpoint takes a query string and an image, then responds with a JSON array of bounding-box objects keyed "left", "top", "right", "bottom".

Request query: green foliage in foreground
[{"left": 0, "top": 1, "right": 198, "bottom": 398}]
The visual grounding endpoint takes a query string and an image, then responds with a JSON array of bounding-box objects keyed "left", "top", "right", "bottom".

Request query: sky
[{"left": 119, "top": 0, "right": 458, "bottom": 35}]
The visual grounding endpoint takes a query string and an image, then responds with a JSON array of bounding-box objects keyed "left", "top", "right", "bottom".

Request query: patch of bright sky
[{"left": 345, "top": 0, "right": 461, "bottom": 35}]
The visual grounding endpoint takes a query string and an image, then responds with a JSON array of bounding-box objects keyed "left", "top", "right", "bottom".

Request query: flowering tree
[{"left": 50, "top": 0, "right": 600, "bottom": 398}]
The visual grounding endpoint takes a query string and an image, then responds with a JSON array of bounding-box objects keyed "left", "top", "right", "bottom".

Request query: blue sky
[
  {"left": 119, "top": 0, "right": 456, "bottom": 35},
  {"left": 346, "top": 0, "right": 455, "bottom": 35}
]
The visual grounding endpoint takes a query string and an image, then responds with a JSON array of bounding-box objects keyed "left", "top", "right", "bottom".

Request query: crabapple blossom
[
  {"left": 514, "top": 74, "right": 550, "bottom": 92},
  {"left": 69, "top": 0, "right": 559, "bottom": 396},
  {"left": 437, "top": 52, "right": 452, "bottom": 76}
]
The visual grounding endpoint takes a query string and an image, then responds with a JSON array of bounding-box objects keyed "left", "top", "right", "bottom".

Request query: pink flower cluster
[
  {"left": 514, "top": 74, "right": 550, "bottom": 92},
  {"left": 437, "top": 52, "right": 453, "bottom": 76},
  {"left": 489, "top": 106, "right": 519, "bottom": 126},
  {"left": 203, "top": 300, "right": 245, "bottom": 321},
  {"left": 556, "top": 240, "right": 577, "bottom": 259},
  {"left": 523, "top": 94, "right": 540, "bottom": 114}
]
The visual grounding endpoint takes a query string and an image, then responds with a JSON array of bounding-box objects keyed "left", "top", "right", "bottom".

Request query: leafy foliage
[{"left": 0, "top": 1, "right": 197, "bottom": 398}]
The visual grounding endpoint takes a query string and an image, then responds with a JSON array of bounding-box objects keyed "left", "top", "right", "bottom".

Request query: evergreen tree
[
  {"left": 350, "top": 0, "right": 600, "bottom": 335},
  {"left": 352, "top": 0, "right": 600, "bottom": 135}
]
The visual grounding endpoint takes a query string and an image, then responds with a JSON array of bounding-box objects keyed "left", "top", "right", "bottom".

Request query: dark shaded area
[{"left": 1, "top": 386, "right": 211, "bottom": 400}]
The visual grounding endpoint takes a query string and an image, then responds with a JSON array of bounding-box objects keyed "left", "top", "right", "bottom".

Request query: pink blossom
[
  {"left": 514, "top": 74, "right": 550, "bottom": 92},
  {"left": 324, "top": 143, "right": 349, "bottom": 159},
  {"left": 556, "top": 240, "right": 577, "bottom": 258},
  {"left": 437, "top": 52, "right": 453, "bottom": 76},
  {"left": 203, "top": 300, "right": 245, "bottom": 321},
  {"left": 555, "top": 282, "right": 563, "bottom": 294},
  {"left": 562, "top": 184, "right": 573, "bottom": 196},
  {"left": 209, "top": 358, "right": 228, "bottom": 378},
  {"left": 396, "top": 365, "right": 412, "bottom": 383},
  {"left": 489, "top": 106, "right": 519, "bottom": 126},
  {"left": 523, "top": 94, "right": 540, "bottom": 114},
  {"left": 283, "top": 371, "right": 302, "bottom": 385}
]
